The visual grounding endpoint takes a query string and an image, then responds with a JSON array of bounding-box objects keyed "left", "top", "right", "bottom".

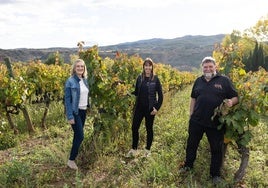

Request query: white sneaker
[
  {"left": 67, "top": 160, "right": 78, "bottom": 170},
  {"left": 126, "top": 149, "right": 137, "bottom": 158},
  {"left": 143, "top": 149, "right": 151, "bottom": 157}
]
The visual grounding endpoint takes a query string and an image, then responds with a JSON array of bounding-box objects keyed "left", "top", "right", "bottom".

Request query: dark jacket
[
  {"left": 132, "top": 74, "right": 163, "bottom": 111},
  {"left": 190, "top": 73, "right": 238, "bottom": 127}
]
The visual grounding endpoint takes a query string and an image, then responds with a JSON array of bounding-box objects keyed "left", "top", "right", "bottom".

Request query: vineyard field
[
  {"left": 0, "top": 86, "right": 267, "bottom": 187},
  {"left": 0, "top": 42, "right": 267, "bottom": 187}
]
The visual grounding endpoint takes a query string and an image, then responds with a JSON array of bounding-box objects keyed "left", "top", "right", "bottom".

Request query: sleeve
[
  {"left": 64, "top": 79, "right": 74, "bottom": 120},
  {"left": 190, "top": 79, "right": 198, "bottom": 98},
  {"left": 131, "top": 76, "right": 140, "bottom": 96},
  {"left": 155, "top": 76, "right": 163, "bottom": 111},
  {"left": 225, "top": 77, "right": 238, "bottom": 98}
]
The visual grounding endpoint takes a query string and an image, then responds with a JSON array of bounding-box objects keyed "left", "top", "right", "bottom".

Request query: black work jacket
[{"left": 191, "top": 73, "right": 238, "bottom": 128}]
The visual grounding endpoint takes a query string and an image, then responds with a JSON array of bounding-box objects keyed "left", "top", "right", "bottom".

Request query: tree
[
  {"left": 264, "top": 55, "right": 268, "bottom": 70},
  {"left": 244, "top": 15, "right": 268, "bottom": 42},
  {"left": 245, "top": 42, "right": 265, "bottom": 72},
  {"left": 44, "top": 51, "right": 64, "bottom": 65}
]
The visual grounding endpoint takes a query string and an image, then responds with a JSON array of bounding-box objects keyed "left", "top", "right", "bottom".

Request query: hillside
[
  {"left": 0, "top": 34, "right": 225, "bottom": 71},
  {"left": 100, "top": 34, "right": 225, "bottom": 70}
]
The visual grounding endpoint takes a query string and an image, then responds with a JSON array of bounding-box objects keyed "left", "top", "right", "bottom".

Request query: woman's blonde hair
[{"left": 70, "top": 59, "right": 88, "bottom": 78}]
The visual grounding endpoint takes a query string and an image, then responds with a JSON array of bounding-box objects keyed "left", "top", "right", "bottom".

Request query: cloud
[
  {"left": 0, "top": 0, "right": 18, "bottom": 5},
  {"left": 0, "top": 0, "right": 267, "bottom": 49},
  {"left": 81, "top": 0, "right": 180, "bottom": 9}
]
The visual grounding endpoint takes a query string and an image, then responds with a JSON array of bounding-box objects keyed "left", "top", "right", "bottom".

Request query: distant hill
[{"left": 0, "top": 34, "right": 225, "bottom": 71}]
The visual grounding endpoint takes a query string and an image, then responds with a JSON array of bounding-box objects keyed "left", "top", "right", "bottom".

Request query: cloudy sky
[{"left": 0, "top": 0, "right": 267, "bottom": 49}]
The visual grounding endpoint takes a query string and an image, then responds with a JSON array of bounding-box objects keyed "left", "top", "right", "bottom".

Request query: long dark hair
[{"left": 142, "top": 57, "right": 154, "bottom": 80}]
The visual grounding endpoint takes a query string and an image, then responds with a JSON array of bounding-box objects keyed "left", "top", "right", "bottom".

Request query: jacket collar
[{"left": 73, "top": 74, "right": 81, "bottom": 82}]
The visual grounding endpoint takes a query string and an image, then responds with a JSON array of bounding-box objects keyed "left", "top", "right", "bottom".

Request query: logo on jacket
[{"left": 214, "top": 84, "right": 222, "bottom": 90}]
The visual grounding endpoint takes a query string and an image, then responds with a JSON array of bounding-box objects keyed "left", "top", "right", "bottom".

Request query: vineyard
[
  {"left": 0, "top": 27, "right": 268, "bottom": 186},
  {"left": 0, "top": 85, "right": 267, "bottom": 187},
  {"left": 0, "top": 46, "right": 195, "bottom": 136}
]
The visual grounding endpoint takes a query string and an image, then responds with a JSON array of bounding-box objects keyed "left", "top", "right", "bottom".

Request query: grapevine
[{"left": 213, "top": 42, "right": 268, "bottom": 183}]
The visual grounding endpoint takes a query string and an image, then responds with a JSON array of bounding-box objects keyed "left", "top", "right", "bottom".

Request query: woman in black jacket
[{"left": 127, "top": 58, "right": 163, "bottom": 157}]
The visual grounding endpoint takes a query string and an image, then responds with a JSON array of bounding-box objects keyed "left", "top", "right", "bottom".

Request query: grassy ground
[{"left": 0, "top": 85, "right": 267, "bottom": 187}]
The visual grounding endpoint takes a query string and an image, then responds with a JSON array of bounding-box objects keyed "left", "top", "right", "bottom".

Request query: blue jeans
[{"left": 69, "top": 109, "right": 86, "bottom": 160}]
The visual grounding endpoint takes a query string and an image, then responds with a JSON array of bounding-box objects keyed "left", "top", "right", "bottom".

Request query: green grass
[{"left": 0, "top": 85, "right": 267, "bottom": 187}]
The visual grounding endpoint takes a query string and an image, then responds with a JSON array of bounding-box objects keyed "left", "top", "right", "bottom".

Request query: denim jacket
[{"left": 64, "top": 74, "right": 89, "bottom": 120}]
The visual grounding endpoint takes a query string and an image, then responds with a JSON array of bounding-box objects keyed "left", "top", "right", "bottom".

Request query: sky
[{"left": 0, "top": 0, "right": 267, "bottom": 49}]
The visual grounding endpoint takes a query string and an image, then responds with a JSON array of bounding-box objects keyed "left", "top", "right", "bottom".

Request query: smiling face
[
  {"left": 74, "top": 61, "right": 85, "bottom": 78},
  {"left": 143, "top": 58, "right": 154, "bottom": 77},
  {"left": 71, "top": 59, "right": 87, "bottom": 78},
  {"left": 202, "top": 61, "right": 216, "bottom": 79},
  {"left": 70, "top": 59, "right": 87, "bottom": 78},
  {"left": 144, "top": 62, "right": 153, "bottom": 76}
]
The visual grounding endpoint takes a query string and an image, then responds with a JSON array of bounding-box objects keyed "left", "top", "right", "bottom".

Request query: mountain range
[{"left": 0, "top": 34, "right": 225, "bottom": 71}]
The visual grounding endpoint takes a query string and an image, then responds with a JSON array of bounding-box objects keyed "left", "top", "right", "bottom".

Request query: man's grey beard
[{"left": 204, "top": 72, "right": 216, "bottom": 79}]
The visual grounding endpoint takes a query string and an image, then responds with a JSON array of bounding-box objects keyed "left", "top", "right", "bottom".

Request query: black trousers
[
  {"left": 132, "top": 107, "right": 155, "bottom": 150},
  {"left": 185, "top": 118, "right": 224, "bottom": 177}
]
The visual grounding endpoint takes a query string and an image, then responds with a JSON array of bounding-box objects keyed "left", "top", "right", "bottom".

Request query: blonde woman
[{"left": 64, "top": 59, "right": 89, "bottom": 170}]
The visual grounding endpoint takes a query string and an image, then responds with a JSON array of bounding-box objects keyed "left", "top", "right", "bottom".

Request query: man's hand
[
  {"left": 225, "top": 98, "right": 238, "bottom": 107},
  {"left": 225, "top": 99, "right": 233, "bottom": 107}
]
